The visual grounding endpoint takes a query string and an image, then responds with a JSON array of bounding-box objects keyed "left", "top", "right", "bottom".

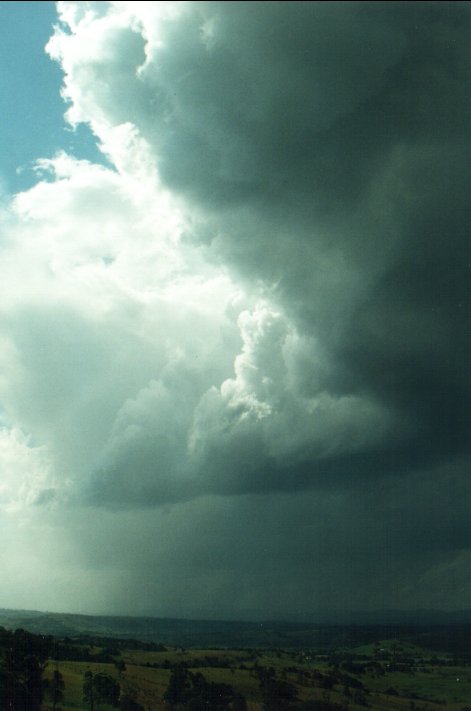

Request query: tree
[
  {"left": 4, "top": 629, "right": 48, "bottom": 711},
  {"left": 83, "top": 671, "right": 95, "bottom": 711},
  {"left": 23, "top": 654, "right": 45, "bottom": 710},
  {"left": 231, "top": 692, "right": 248, "bottom": 711},
  {"left": 83, "top": 670, "right": 120, "bottom": 709},
  {"left": 163, "top": 664, "right": 243, "bottom": 710},
  {"left": 120, "top": 695, "right": 145, "bottom": 711},
  {"left": 94, "top": 673, "right": 121, "bottom": 707},
  {"left": 51, "top": 669, "right": 65, "bottom": 710},
  {"left": 115, "top": 659, "right": 126, "bottom": 676},
  {"left": 257, "top": 666, "right": 298, "bottom": 711},
  {"left": 0, "top": 667, "right": 28, "bottom": 709},
  {"left": 164, "top": 664, "right": 191, "bottom": 707}
]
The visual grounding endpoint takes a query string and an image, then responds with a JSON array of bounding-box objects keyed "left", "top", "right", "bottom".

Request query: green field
[
  {"left": 2, "top": 619, "right": 469, "bottom": 710},
  {"left": 40, "top": 638, "right": 471, "bottom": 711}
]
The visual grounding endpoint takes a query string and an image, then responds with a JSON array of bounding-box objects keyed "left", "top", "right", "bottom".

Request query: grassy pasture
[{"left": 42, "top": 641, "right": 471, "bottom": 711}]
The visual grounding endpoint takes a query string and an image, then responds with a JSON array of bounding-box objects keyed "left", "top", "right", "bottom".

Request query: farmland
[
  {"left": 1, "top": 613, "right": 470, "bottom": 710},
  {"left": 39, "top": 632, "right": 471, "bottom": 710}
]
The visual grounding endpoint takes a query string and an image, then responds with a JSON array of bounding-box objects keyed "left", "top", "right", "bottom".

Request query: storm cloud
[{"left": 0, "top": 1, "right": 469, "bottom": 618}]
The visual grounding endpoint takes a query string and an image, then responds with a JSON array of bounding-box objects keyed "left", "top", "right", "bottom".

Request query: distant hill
[
  {"left": 287, "top": 608, "right": 471, "bottom": 626},
  {"left": 0, "top": 607, "right": 470, "bottom": 652}
]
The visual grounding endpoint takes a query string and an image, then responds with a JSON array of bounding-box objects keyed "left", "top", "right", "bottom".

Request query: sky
[
  {"left": 0, "top": 1, "right": 104, "bottom": 193},
  {"left": 0, "top": 1, "right": 469, "bottom": 621}
]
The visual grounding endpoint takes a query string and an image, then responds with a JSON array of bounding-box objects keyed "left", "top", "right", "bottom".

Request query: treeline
[
  {"left": 163, "top": 663, "right": 247, "bottom": 710},
  {"left": 45, "top": 634, "right": 167, "bottom": 662},
  {"left": 51, "top": 644, "right": 117, "bottom": 663},
  {"left": 145, "top": 653, "right": 251, "bottom": 670},
  {"left": 0, "top": 627, "right": 153, "bottom": 711},
  {"left": 0, "top": 627, "right": 51, "bottom": 710},
  {"left": 162, "top": 661, "right": 361, "bottom": 711},
  {"left": 65, "top": 634, "right": 167, "bottom": 652}
]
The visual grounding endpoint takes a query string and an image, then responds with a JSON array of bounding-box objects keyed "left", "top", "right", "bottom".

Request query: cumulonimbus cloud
[{"left": 0, "top": 1, "right": 469, "bottom": 616}]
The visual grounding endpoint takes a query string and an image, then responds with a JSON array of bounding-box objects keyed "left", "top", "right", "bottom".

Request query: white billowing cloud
[
  {"left": 0, "top": 427, "right": 51, "bottom": 511},
  {"left": 189, "top": 303, "right": 396, "bottom": 490},
  {"left": 87, "top": 294, "right": 397, "bottom": 505},
  {"left": 47, "top": 1, "right": 405, "bottom": 203},
  {"left": 61, "top": 3, "right": 402, "bottom": 145},
  {"left": 0, "top": 149, "right": 243, "bottom": 507},
  {"left": 0, "top": 143, "right": 393, "bottom": 510}
]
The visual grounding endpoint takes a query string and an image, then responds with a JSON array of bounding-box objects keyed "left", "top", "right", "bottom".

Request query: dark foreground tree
[
  {"left": 83, "top": 671, "right": 95, "bottom": 711},
  {"left": 256, "top": 665, "right": 298, "bottom": 711},
  {"left": 115, "top": 659, "right": 126, "bottom": 676},
  {"left": 94, "top": 672, "right": 121, "bottom": 707},
  {"left": 0, "top": 667, "right": 28, "bottom": 709},
  {"left": 83, "top": 670, "right": 120, "bottom": 709},
  {"left": 231, "top": 693, "right": 248, "bottom": 711},
  {"left": 300, "top": 701, "right": 349, "bottom": 711},
  {"left": 51, "top": 669, "right": 65, "bottom": 710},
  {"left": 164, "top": 664, "right": 191, "bottom": 706},
  {"left": 164, "top": 664, "right": 246, "bottom": 710},
  {"left": 120, "top": 694, "right": 145, "bottom": 711},
  {"left": 0, "top": 628, "right": 49, "bottom": 710}
]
